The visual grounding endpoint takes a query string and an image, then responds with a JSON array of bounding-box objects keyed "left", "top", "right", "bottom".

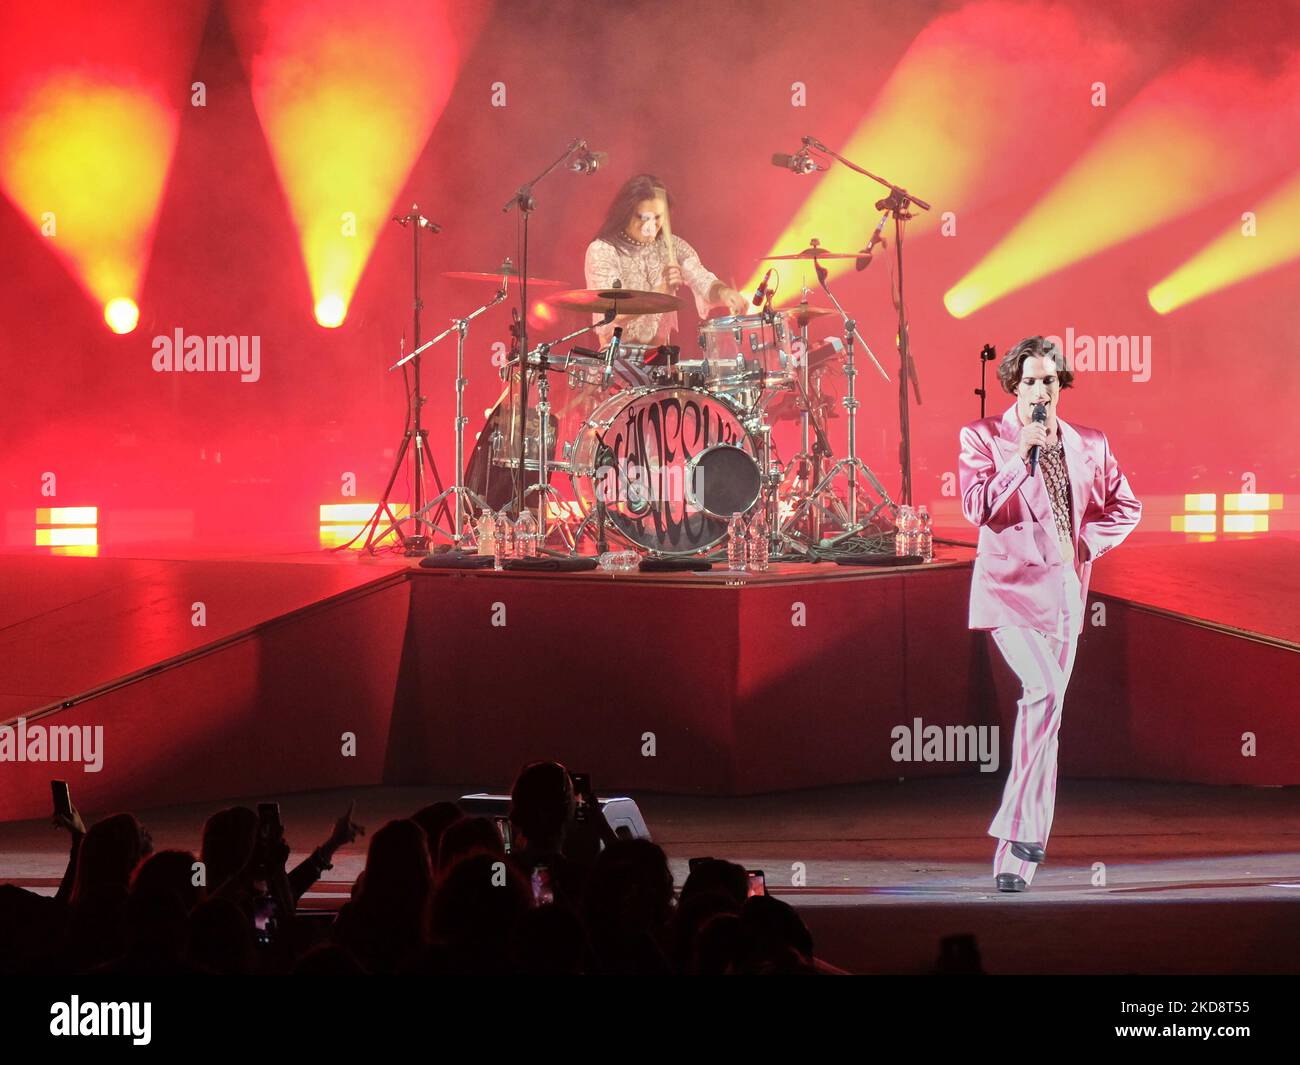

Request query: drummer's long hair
[{"left": 594, "top": 173, "right": 673, "bottom": 244}]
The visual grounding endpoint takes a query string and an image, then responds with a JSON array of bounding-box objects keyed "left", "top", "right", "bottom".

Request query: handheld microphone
[
  {"left": 751, "top": 268, "right": 776, "bottom": 307},
  {"left": 1028, "top": 402, "right": 1047, "bottom": 475}
]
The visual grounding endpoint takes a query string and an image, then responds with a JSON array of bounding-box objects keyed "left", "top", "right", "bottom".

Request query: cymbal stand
[
  {"left": 780, "top": 293, "right": 833, "bottom": 544},
  {"left": 799, "top": 135, "right": 931, "bottom": 504},
  {"left": 519, "top": 316, "right": 612, "bottom": 555},
  {"left": 781, "top": 253, "right": 896, "bottom": 546},
  {"left": 388, "top": 282, "right": 509, "bottom": 550},
  {"left": 775, "top": 375, "right": 837, "bottom": 548}
]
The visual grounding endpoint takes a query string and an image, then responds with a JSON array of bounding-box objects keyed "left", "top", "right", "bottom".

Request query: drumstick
[{"left": 655, "top": 185, "right": 677, "bottom": 268}]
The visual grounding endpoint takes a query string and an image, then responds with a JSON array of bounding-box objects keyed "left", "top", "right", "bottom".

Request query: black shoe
[
  {"left": 996, "top": 873, "right": 1028, "bottom": 893},
  {"left": 1010, "top": 840, "right": 1046, "bottom": 863}
]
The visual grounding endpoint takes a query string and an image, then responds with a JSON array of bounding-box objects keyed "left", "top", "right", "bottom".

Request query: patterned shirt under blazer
[{"left": 958, "top": 401, "right": 1142, "bottom": 634}]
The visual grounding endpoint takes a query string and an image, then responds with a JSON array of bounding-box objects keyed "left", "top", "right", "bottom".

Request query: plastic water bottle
[
  {"left": 493, "top": 511, "right": 512, "bottom": 570},
  {"left": 598, "top": 550, "right": 639, "bottom": 573},
  {"left": 895, "top": 505, "right": 912, "bottom": 557},
  {"left": 918, "top": 505, "right": 933, "bottom": 562},
  {"left": 476, "top": 508, "right": 495, "bottom": 557},
  {"left": 515, "top": 511, "right": 538, "bottom": 558},
  {"left": 727, "top": 513, "right": 747, "bottom": 571},
  {"left": 747, "top": 511, "right": 770, "bottom": 572}
]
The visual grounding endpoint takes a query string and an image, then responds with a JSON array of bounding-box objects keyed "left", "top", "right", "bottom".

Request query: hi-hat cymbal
[
  {"left": 761, "top": 247, "right": 858, "bottom": 261},
  {"left": 761, "top": 238, "right": 857, "bottom": 262},
  {"left": 786, "top": 302, "right": 837, "bottom": 325},
  {"left": 550, "top": 288, "right": 682, "bottom": 315},
  {"left": 443, "top": 264, "right": 568, "bottom": 287}
]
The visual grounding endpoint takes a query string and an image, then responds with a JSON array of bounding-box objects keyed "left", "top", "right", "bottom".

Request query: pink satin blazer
[{"left": 958, "top": 402, "right": 1142, "bottom": 632}]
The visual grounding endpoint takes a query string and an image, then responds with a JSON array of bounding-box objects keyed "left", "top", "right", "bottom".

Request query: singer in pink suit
[{"left": 958, "top": 336, "right": 1142, "bottom": 893}]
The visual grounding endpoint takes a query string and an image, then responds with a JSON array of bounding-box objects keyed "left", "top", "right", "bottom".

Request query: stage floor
[
  {"left": 1, "top": 533, "right": 1296, "bottom": 818},
  {"left": 2, "top": 777, "right": 1296, "bottom": 974}
]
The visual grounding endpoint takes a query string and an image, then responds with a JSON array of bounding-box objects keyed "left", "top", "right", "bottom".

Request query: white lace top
[{"left": 583, "top": 233, "right": 722, "bottom": 345}]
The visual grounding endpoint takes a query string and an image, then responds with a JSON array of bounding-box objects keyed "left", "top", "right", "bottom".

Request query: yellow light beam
[
  {"left": 0, "top": 3, "right": 207, "bottom": 323},
  {"left": 745, "top": 1, "right": 1137, "bottom": 300},
  {"left": 945, "top": 60, "right": 1291, "bottom": 318},
  {"left": 229, "top": 0, "right": 475, "bottom": 325},
  {"left": 1148, "top": 172, "right": 1300, "bottom": 313},
  {"left": 0, "top": 75, "right": 175, "bottom": 308}
]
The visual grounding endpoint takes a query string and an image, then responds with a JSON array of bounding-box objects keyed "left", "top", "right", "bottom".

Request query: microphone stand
[
  {"left": 976, "top": 343, "right": 997, "bottom": 419},
  {"left": 503, "top": 139, "right": 594, "bottom": 520},
  {"left": 800, "top": 136, "right": 931, "bottom": 506},
  {"left": 350, "top": 205, "right": 451, "bottom": 555}
]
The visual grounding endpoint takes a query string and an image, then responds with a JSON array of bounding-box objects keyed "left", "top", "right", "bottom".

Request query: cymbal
[
  {"left": 761, "top": 247, "right": 859, "bottom": 261},
  {"left": 443, "top": 265, "right": 568, "bottom": 287},
  {"left": 550, "top": 288, "right": 682, "bottom": 315},
  {"left": 761, "top": 238, "right": 859, "bottom": 262},
  {"left": 786, "top": 302, "right": 837, "bottom": 325}
]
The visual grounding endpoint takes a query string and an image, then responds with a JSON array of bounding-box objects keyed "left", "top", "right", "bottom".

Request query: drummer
[{"left": 584, "top": 173, "right": 748, "bottom": 353}]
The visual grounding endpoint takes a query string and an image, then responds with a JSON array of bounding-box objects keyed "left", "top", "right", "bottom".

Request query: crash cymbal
[
  {"left": 443, "top": 261, "right": 568, "bottom": 287},
  {"left": 550, "top": 288, "right": 682, "bottom": 315},
  {"left": 761, "top": 238, "right": 860, "bottom": 262}
]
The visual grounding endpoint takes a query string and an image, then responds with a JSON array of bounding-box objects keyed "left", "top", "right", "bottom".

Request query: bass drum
[{"left": 569, "top": 385, "right": 762, "bottom": 555}]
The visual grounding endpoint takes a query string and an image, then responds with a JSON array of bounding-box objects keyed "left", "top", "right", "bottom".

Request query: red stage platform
[{"left": 0, "top": 538, "right": 1296, "bottom": 822}]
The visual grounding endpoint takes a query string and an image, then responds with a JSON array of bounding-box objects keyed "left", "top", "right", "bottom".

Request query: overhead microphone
[
  {"left": 391, "top": 206, "right": 441, "bottom": 231},
  {"left": 569, "top": 145, "right": 608, "bottom": 174},
  {"left": 855, "top": 213, "right": 889, "bottom": 271},
  {"left": 1028, "top": 402, "right": 1047, "bottom": 475}
]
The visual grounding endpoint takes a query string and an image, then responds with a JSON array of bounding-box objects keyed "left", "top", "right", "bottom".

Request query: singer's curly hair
[{"left": 997, "top": 336, "right": 1074, "bottom": 394}]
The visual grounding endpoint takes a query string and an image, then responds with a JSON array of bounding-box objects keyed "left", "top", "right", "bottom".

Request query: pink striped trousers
[{"left": 988, "top": 566, "right": 1085, "bottom": 885}]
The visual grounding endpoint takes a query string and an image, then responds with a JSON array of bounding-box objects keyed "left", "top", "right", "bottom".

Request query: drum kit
[
  {"left": 450, "top": 248, "right": 897, "bottom": 561},
  {"left": 353, "top": 136, "right": 926, "bottom": 565}
]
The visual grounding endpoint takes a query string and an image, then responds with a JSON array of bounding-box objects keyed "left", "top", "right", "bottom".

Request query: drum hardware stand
[
  {"left": 565, "top": 438, "right": 617, "bottom": 555},
  {"left": 347, "top": 204, "right": 451, "bottom": 556},
  {"left": 386, "top": 281, "right": 509, "bottom": 551},
  {"left": 775, "top": 374, "right": 838, "bottom": 550},
  {"left": 517, "top": 316, "right": 612, "bottom": 555},
  {"left": 593, "top": 439, "right": 614, "bottom": 555},
  {"left": 523, "top": 355, "right": 578, "bottom": 554},
  {"left": 503, "top": 137, "right": 604, "bottom": 519},
  {"left": 780, "top": 246, "right": 896, "bottom": 547},
  {"left": 782, "top": 295, "right": 833, "bottom": 544},
  {"left": 797, "top": 136, "right": 931, "bottom": 504}
]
